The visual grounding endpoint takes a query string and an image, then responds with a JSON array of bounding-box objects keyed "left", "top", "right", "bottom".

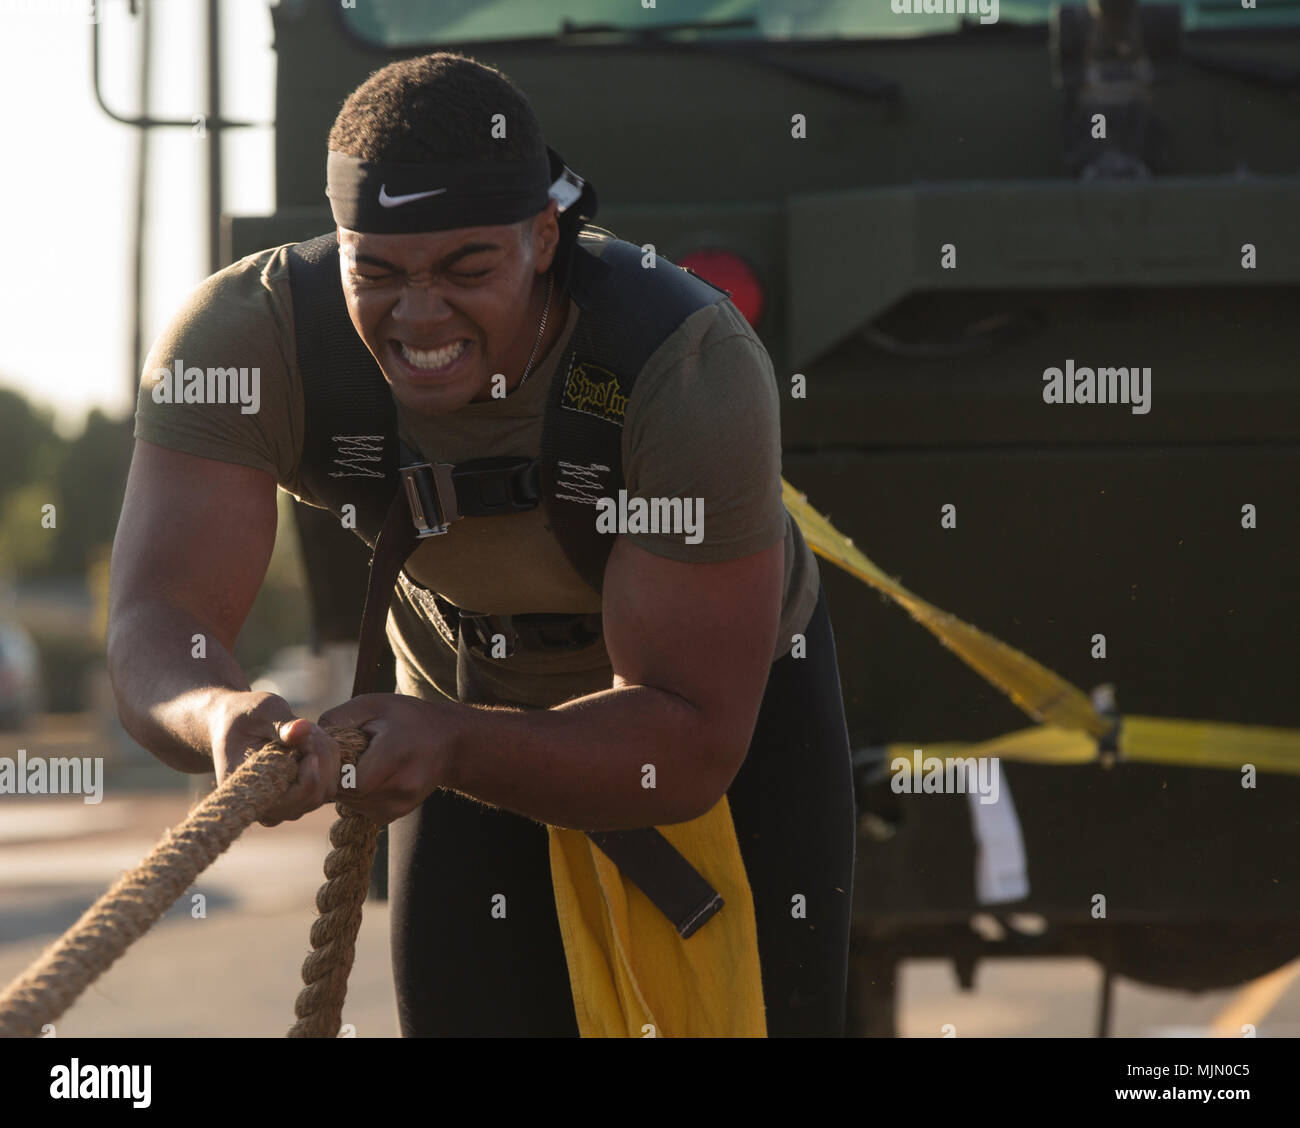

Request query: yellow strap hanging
[
  {"left": 783, "top": 480, "right": 1112, "bottom": 739},
  {"left": 784, "top": 478, "right": 1300, "bottom": 773},
  {"left": 547, "top": 796, "right": 766, "bottom": 1037},
  {"left": 883, "top": 715, "right": 1300, "bottom": 775}
]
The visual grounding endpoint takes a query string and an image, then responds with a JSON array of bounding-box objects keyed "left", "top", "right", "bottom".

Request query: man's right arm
[{"left": 107, "top": 439, "right": 339, "bottom": 824}]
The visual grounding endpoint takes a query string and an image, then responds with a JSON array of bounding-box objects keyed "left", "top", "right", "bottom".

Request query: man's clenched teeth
[{"left": 398, "top": 339, "right": 469, "bottom": 370}]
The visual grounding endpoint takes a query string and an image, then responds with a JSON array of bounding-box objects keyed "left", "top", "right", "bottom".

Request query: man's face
[{"left": 338, "top": 202, "right": 559, "bottom": 415}]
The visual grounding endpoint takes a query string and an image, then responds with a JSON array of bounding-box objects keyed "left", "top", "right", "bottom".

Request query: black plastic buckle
[
  {"left": 400, "top": 462, "right": 458, "bottom": 538},
  {"left": 451, "top": 456, "right": 540, "bottom": 517}
]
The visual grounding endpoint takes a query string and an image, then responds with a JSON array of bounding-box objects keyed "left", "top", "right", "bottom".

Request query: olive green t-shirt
[{"left": 134, "top": 232, "right": 820, "bottom": 708}]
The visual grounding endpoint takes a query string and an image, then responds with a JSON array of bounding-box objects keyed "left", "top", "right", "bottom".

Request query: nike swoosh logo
[{"left": 378, "top": 185, "right": 448, "bottom": 208}]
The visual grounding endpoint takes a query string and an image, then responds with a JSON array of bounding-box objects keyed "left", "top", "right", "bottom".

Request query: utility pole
[
  {"left": 128, "top": 0, "right": 152, "bottom": 404},
  {"left": 206, "top": 0, "right": 222, "bottom": 273}
]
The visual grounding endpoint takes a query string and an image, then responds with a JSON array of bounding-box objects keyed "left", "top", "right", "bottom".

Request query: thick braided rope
[
  {"left": 287, "top": 728, "right": 379, "bottom": 1038},
  {"left": 0, "top": 726, "right": 377, "bottom": 1039}
]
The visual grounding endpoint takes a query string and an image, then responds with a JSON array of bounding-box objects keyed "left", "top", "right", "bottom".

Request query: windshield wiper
[
  {"left": 712, "top": 45, "right": 901, "bottom": 103},
  {"left": 556, "top": 17, "right": 900, "bottom": 104},
  {"left": 559, "top": 17, "right": 759, "bottom": 36}
]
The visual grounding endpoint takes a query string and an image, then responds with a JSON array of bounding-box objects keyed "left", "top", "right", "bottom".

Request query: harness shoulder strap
[
  {"left": 287, "top": 232, "right": 398, "bottom": 548},
  {"left": 541, "top": 234, "right": 731, "bottom": 592}
]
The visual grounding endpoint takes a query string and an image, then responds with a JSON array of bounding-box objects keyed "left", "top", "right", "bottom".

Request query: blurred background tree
[
  {"left": 0, "top": 387, "right": 66, "bottom": 577},
  {"left": 0, "top": 384, "right": 310, "bottom": 714}
]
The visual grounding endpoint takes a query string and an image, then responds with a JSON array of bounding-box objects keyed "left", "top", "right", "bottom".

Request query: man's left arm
[{"left": 452, "top": 535, "right": 782, "bottom": 828}]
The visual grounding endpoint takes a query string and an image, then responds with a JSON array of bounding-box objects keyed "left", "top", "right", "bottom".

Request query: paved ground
[
  {"left": 2, "top": 718, "right": 1298, "bottom": 1037},
  {"left": 0, "top": 790, "right": 398, "bottom": 1037}
]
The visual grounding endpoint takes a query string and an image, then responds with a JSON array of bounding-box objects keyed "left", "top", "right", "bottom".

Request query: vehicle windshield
[{"left": 341, "top": 0, "right": 1300, "bottom": 45}]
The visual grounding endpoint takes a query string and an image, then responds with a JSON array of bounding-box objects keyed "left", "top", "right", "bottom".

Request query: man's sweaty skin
[
  {"left": 109, "top": 203, "right": 784, "bottom": 830},
  {"left": 110, "top": 436, "right": 783, "bottom": 829},
  {"left": 107, "top": 447, "right": 339, "bottom": 827},
  {"left": 107, "top": 204, "right": 570, "bottom": 822}
]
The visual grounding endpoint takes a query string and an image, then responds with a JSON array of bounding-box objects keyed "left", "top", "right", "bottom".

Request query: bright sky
[{"left": 0, "top": 0, "right": 276, "bottom": 435}]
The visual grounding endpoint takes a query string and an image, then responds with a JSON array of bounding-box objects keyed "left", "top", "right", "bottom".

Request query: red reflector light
[{"left": 677, "top": 249, "right": 764, "bottom": 328}]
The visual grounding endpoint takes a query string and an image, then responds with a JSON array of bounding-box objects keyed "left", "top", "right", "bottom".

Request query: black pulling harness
[{"left": 286, "top": 229, "right": 734, "bottom": 938}]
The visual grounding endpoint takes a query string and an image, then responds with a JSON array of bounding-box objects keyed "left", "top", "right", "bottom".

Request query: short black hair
[
  {"left": 329, "top": 52, "right": 594, "bottom": 288},
  {"left": 328, "top": 52, "right": 546, "bottom": 164}
]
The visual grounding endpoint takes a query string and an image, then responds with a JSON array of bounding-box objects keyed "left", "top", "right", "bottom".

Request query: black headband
[{"left": 326, "top": 144, "right": 586, "bottom": 234}]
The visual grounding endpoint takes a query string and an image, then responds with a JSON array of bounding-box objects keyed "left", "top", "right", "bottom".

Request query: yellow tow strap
[
  {"left": 881, "top": 714, "right": 1300, "bottom": 776},
  {"left": 783, "top": 480, "right": 1300, "bottom": 774},
  {"left": 548, "top": 481, "right": 1300, "bottom": 1038},
  {"left": 783, "top": 481, "right": 1112, "bottom": 741}
]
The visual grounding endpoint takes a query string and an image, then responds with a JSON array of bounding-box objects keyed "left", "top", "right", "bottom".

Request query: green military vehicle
[{"left": 110, "top": 0, "right": 1300, "bottom": 1034}]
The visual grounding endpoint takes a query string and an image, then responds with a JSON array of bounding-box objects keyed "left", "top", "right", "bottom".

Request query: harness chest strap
[{"left": 287, "top": 229, "right": 730, "bottom": 585}]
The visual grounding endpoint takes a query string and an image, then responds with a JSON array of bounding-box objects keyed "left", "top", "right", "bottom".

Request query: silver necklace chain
[{"left": 516, "top": 272, "right": 555, "bottom": 390}]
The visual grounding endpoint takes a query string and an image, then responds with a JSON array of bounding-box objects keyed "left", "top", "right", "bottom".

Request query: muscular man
[{"left": 108, "top": 52, "right": 855, "bottom": 1036}]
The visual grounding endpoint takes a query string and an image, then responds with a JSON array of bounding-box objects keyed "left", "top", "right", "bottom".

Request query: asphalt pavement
[{"left": 2, "top": 718, "right": 1298, "bottom": 1038}]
